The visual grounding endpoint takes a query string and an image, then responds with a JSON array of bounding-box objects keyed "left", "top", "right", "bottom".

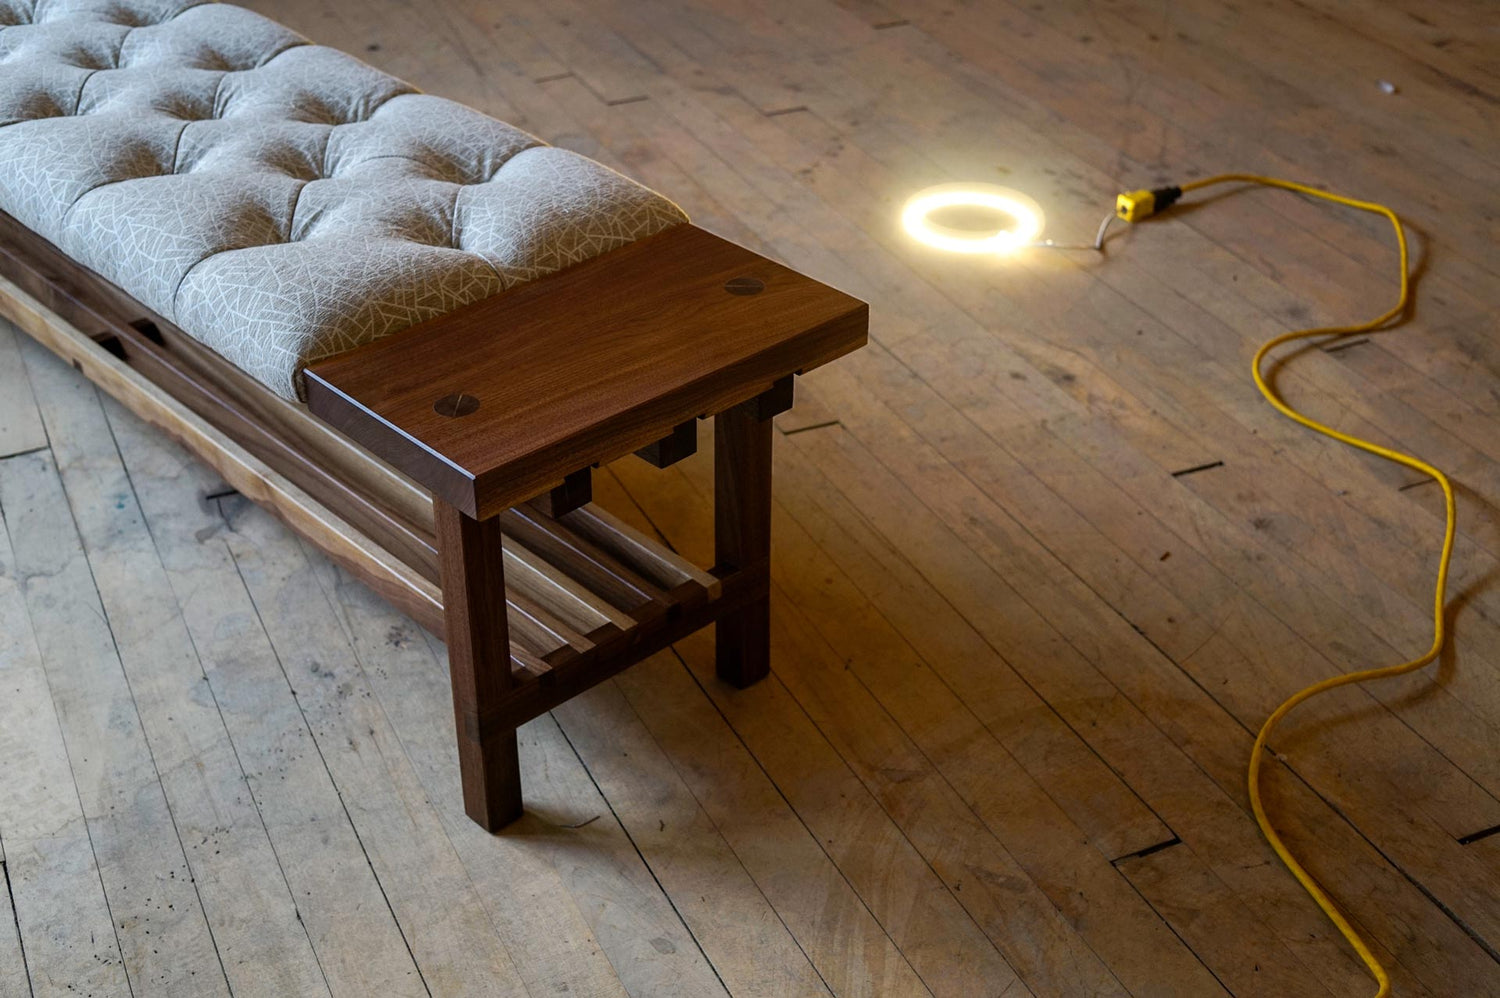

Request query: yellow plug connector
[{"left": 1116, "top": 185, "right": 1183, "bottom": 222}]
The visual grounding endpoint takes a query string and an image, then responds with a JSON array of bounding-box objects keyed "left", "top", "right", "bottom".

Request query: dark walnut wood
[
  {"left": 435, "top": 500, "right": 522, "bottom": 830},
  {"left": 634, "top": 419, "right": 698, "bottom": 469},
  {"left": 713, "top": 391, "right": 779, "bottom": 687},
  {"left": 305, "top": 224, "right": 868, "bottom": 520}
]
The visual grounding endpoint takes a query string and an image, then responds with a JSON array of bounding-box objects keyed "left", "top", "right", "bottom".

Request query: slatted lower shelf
[{"left": 497, "top": 501, "right": 723, "bottom": 688}]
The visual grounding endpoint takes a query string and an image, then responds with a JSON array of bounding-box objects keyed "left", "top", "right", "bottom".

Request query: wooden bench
[
  {"left": 0, "top": 0, "right": 864, "bottom": 829},
  {"left": 0, "top": 210, "right": 866, "bottom": 830}
]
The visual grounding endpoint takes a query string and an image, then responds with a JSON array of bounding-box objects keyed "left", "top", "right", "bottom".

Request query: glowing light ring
[{"left": 901, "top": 184, "right": 1044, "bottom": 254}]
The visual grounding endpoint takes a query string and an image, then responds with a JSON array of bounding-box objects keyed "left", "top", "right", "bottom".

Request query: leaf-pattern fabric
[{"left": 0, "top": 0, "right": 688, "bottom": 399}]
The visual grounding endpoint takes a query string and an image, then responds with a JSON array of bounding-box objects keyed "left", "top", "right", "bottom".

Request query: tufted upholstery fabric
[{"left": 0, "top": 0, "right": 688, "bottom": 399}]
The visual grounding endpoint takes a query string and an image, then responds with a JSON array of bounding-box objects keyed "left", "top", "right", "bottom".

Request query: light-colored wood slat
[
  {"left": 0, "top": 506, "right": 129, "bottom": 998},
  {"left": 0, "top": 319, "right": 44, "bottom": 460},
  {"left": 503, "top": 535, "right": 635, "bottom": 631},
  {"left": 304, "top": 552, "right": 733, "bottom": 998},
  {"left": 0, "top": 449, "right": 231, "bottom": 997},
  {"left": 501, "top": 506, "right": 667, "bottom": 613},
  {"left": 561, "top": 504, "right": 721, "bottom": 596},
  {"left": 18, "top": 343, "right": 330, "bottom": 998},
  {"left": 104, "top": 402, "right": 492, "bottom": 998}
]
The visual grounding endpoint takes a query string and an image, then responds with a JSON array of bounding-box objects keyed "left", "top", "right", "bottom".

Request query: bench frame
[{"left": 0, "top": 212, "right": 867, "bottom": 830}]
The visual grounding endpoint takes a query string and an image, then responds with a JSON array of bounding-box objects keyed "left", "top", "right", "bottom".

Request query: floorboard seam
[
  {"left": 104, "top": 405, "right": 337, "bottom": 998},
  {"left": 1, "top": 851, "right": 35, "bottom": 998},
  {"left": 227, "top": 546, "right": 434, "bottom": 998},
  {"left": 548, "top": 712, "right": 736, "bottom": 998}
]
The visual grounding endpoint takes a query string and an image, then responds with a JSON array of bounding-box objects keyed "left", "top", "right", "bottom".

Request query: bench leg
[
  {"left": 715, "top": 395, "right": 776, "bottom": 688},
  {"left": 435, "top": 500, "right": 522, "bottom": 830}
]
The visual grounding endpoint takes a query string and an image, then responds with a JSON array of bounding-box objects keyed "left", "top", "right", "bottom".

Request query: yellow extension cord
[{"left": 1122, "top": 174, "right": 1457, "bottom": 998}]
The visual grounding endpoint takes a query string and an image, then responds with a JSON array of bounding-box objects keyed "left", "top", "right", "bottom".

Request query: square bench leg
[
  {"left": 715, "top": 395, "right": 776, "bottom": 688},
  {"left": 435, "top": 500, "right": 523, "bottom": 830}
]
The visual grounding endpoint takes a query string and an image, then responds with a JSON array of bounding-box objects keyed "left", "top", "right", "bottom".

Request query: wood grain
[
  {"left": 0, "top": 211, "right": 443, "bottom": 582},
  {"left": 0, "top": 272, "right": 448, "bottom": 633},
  {"left": 7, "top": 0, "right": 1500, "bottom": 993},
  {"left": 0, "top": 320, "right": 45, "bottom": 459},
  {"left": 436, "top": 501, "right": 524, "bottom": 830},
  {"left": 19, "top": 344, "right": 331, "bottom": 998},
  {"left": 306, "top": 224, "right": 867, "bottom": 519}
]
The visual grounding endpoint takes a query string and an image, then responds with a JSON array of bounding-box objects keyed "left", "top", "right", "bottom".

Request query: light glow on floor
[{"left": 901, "top": 183, "right": 1044, "bottom": 254}]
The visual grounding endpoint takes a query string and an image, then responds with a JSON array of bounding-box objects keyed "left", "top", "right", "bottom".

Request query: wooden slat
[
  {"left": 501, "top": 505, "right": 667, "bottom": 613},
  {"left": 561, "top": 503, "right": 721, "bottom": 597},
  {"left": 503, "top": 591, "right": 575, "bottom": 661},
  {"left": 503, "top": 536, "right": 636, "bottom": 632}
]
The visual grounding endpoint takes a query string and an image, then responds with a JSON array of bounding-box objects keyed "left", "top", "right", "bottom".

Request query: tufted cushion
[{"left": 0, "top": 0, "right": 687, "bottom": 399}]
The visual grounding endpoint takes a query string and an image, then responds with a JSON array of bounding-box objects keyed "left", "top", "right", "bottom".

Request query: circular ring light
[{"left": 901, "top": 183, "right": 1044, "bottom": 254}]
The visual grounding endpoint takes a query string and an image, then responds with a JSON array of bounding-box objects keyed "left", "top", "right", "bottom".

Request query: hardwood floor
[{"left": 3, "top": 1, "right": 1498, "bottom": 995}]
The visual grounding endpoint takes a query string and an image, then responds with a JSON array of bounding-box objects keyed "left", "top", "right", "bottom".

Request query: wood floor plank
[
  {"left": 21, "top": 331, "right": 331, "bottom": 998},
  {"left": 0, "top": 320, "right": 44, "bottom": 460},
  {"left": 576, "top": 25, "right": 1500, "bottom": 960},
  {"left": 763, "top": 376, "right": 1492, "bottom": 995},
  {"left": 581, "top": 481, "right": 977, "bottom": 998},
  {"left": 549, "top": 676, "right": 842, "bottom": 998},
  {"left": 638, "top": 415, "right": 1487, "bottom": 995},
  {"left": 0, "top": 496, "right": 127, "bottom": 998},
  {"left": 601, "top": 463, "right": 1221, "bottom": 997},
  {"left": 0, "top": 447, "right": 230, "bottom": 998},
  {"left": 525, "top": 17, "right": 1500, "bottom": 990},
  {"left": 1113, "top": 841, "right": 1343, "bottom": 998},
  {"left": 191, "top": 501, "right": 536, "bottom": 998},
  {"left": 0, "top": 836, "right": 27, "bottom": 998},
  {"left": 306, "top": 553, "right": 750, "bottom": 998},
  {"left": 11, "top": 0, "right": 1500, "bottom": 992}
]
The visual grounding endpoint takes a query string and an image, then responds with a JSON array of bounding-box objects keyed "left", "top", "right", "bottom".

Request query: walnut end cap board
[{"left": 304, "top": 225, "right": 868, "bottom": 520}]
